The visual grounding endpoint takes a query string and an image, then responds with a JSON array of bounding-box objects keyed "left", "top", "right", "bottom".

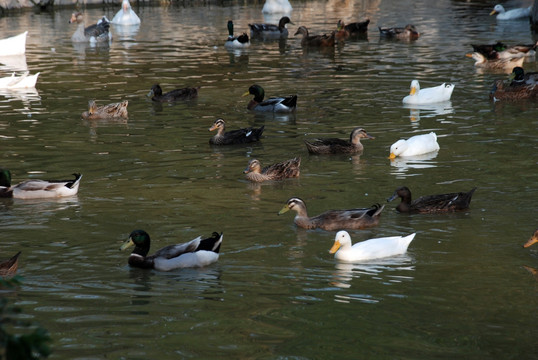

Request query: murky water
[{"left": 1, "top": 0, "right": 537, "bottom": 358}]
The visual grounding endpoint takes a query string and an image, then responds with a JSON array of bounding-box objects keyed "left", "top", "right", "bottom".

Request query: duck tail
[
  {"left": 199, "top": 232, "right": 223, "bottom": 253},
  {"left": 369, "top": 203, "right": 385, "bottom": 217},
  {"left": 282, "top": 95, "right": 297, "bottom": 109}
]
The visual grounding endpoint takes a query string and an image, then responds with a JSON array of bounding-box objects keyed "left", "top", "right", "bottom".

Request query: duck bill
[
  {"left": 242, "top": 91, "right": 250, "bottom": 97},
  {"left": 523, "top": 236, "right": 538, "bottom": 248},
  {"left": 489, "top": 10, "right": 497, "bottom": 15},
  {"left": 329, "top": 241, "right": 341, "bottom": 254},
  {"left": 146, "top": 89, "right": 154, "bottom": 98},
  {"left": 120, "top": 238, "right": 135, "bottom": 251},
  {"left": 365, "top": 133, "right": 375, "bottom": 140},
  {"left": 388, "top": 152, "right": 396, "bottom": 160},
  {"left": 409, "top": 86, "right": 417, "bottom": 96},
  {"left": 465, "top": 53, "right": 473, "bottom": 58},
  {"left": 386, "top": 193, "right": 398, "bottom": 202},
  {"left": 278, "top": 205, "right": 290, "bottom": 215},
  {"left": 208, "top": 124, "right": 217, "bottom": 131},
  {"left": 243, "top": 166, "right": 251, "bottom": 174}
]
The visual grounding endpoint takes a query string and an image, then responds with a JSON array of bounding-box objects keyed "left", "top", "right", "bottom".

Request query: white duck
[
  {"left": 490, "top": 4, "right": 532, "bottom": 20},
  {"left": 111, "top": 0, "right": 141, "bottom": 25},
  {"left": 329, "top": 230, "right": 416, "bottom": 262},
  {"left": 402, "top": 80, "right": 454, "bottom": 105},
  {"left": 0, "top": 72, "right": 39, "bottom": 89},
  {"left": 389, "top": 132, "right": 440, "bottom": 159},
  {"left": 262, "top": 0, "right": 293, "bottom": 14},
  {"left": 0, "top": 31, "right": 27, "bottom": 56}
]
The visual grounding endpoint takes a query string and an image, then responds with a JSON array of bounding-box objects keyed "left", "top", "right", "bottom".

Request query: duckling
[
  {"left": 335, "top": 19, "right": 370, "bottom": 40},
  {"left": 304, "top": 127, "right": 374, "bottom": 155},
  {"left": 523, "top": 229, "right": 538, "bottom": 248},
  {"left": 69, "top": 12, "right": 112, "bottom": 43},
  {"left": 249, "top": 16, "right": 294, "bottom": 39},
  {"left": 294, "top": 26, "right": 335, "bottom": 47},
  {"left": 121, "top": 230, "right": 223, "bottom": 271},
  {"left": 243, "top": 84, "right": 297, "bottom": 113},
  {"left": 0, "top": 251, "right": 21, "bottom": 278},
  {"left": 81, "top": 100, "right": 128, "bottom": 120},
  {"left": 0, "top": 168, "right": 82, "bottom": 199},
  {"left": 147, "top": 84, "right": 199, "bottom": 102},
  {"left": 490, "top": 4, "right": 531, "bottom": 20},
  {"left": 111, "top": 0, "right": 141, "bottom": 26},
  {"left": 330, "top": 231, "right": 415, "bottom": 262},
  {"left": 225, "top": 20, "right": 250, "bottom": 49},
  {"left": 387, "top": 186, "right": 476, "bottom": 213},
  {"left": 209, "top": 118, "right": 264, "bottom": 145},
  {"left": 278, "top": 197, "right": 384, "bottom": 231},
  {"left": 466, "top": 52, "right": 525, "bottom": 70},
  {"left": 378, "top": 24, "right": 419, "bottom": 40},
  {"left": 243, "top": 157, "right": 300, "bottom": 182}
]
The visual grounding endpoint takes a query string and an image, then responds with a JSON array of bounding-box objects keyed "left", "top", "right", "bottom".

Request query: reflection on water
[
  {"left": 404, "top": 101, "right": 454, "bottom": 123},
  {"left": 389, "top": 151, "right": 439, "bottom": 178}
]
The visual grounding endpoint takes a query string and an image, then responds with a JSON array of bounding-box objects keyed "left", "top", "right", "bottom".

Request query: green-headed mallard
[
  {"left": 249, "top": 16, "right": 293, "bottom": 39},
  {"left": 329, "top": 231, "right": 415, "bottom": 262},
  {"left": 471, "top": 42, "right": 537, "bottom": 60},
  {"left": 335, "top": 19, "right": 369, "bottom": 41},
  {"left": 0, "top": 251, "right": 21, "bottom": 278},
  {"left": 304, "top": 127, "right": 374, "bottom": 155},
  {"left": 120, "top": 230, "right": 223, "bottom": 271},
  {"left": 523, "top": 229, "right": 538, "bottom": 248},
  {"left": 509, "top": 67, "right": 538, "bottom": 86},
  {"left": 466, "top": 51, "right": 525, "bottom": 70},
  {"left": 225, "top": 20, "right": 250, "bottom": 49},
  {"left": 387, "top": 186, "right": 476, "bottom": 213},
  {"left": 243, "top": 157, "right": 300, "bottom": 182},
  {"left": 490, "top": 68, "right": 538, "bottom": 101},
  {"left": 378, "top": 24, "right": 419, "bottom": 40},
  {"left": 403, "top": 80, "right": 455, "bottom": 105},
  {"left": 209, "top": 118, "right": 264, "bottom": 145},
  {"left": 389, "top": 132, "right": 439, "bottom": 159},
  {"left": 147, "top": 84, "right": 199, "bottom": 102},
  {"left": 243, "top": 84, "right": 297, "bottom": 113},
  {"left": 81, "top": 100, "right": 128, "bottom": 120},
  {"left": 0, "top": 168, "right": 82, "bottom": 199},
  {"left": 278, "top": 197, "right": 384, "bottom": 231},
  {"left": 69, "top": 12, "right": 112, "bottom": 43},
  {"left": 294, "top": 26, "right": 335, "bottom": 47}
]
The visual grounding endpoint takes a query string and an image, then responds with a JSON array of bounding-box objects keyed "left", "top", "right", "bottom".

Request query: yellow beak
[
  {"left": 278, "top": 205, "right": 290, "bottom": 215},
  {"left": 409, "top": 86, "right": 417, "bottom": 96},
  {"left": 329, "top": 240, "right": 341, "bottom": 254},
  {"left": 242, "top": 91, "right": 251, "bottom": 97},
  {"left": 489, "top": 10, "right": 497, "bottom": 15},
  {"left": 523, "top": 236, "right": 538, "bottom": 248},
  {"left": 388, "top": 152, "right": 396, "bottom": 159},
  {"left": 120, "top": 238, "right": 135, "bottom": 251}
]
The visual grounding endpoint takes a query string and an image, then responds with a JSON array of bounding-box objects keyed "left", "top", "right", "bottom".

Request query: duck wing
[
  {"left": 262, "top": 157, "right": 301, "bottom": 179},
  {"left": 411, "top": 188, "right": 476, "bottom": 212},
  {"left": 249, "top": 23, "right": 280, "bottom": 34}
]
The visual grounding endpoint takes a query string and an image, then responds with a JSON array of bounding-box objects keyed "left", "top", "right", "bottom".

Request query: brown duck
[
  {"left": 0, "top": 251, "right": 21, "bottom": 278},
  {"left": 244, "top": 157, "right": 300, "bottom": 182},
  {"left": 304, "top": 127, "right": 374, "bottom": 155},
  {"left": 81, "top": 100, "right": 128, "bottom": 120},
  {"left": 294, "top": 26, "right": 335, "bottom": 47},
  {"left": 387, "top": 186, "right": 476, "bottom": 213}
]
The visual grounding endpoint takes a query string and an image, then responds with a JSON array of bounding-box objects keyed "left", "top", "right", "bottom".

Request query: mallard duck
[
  {"left": 111, "top": 0, "right": 141, "bottom": 25},
  {"left": 0, "top": 31, "right": 27, "bottom": 56},
  {"left": 278, "top": 197, "right": 385, "bottom": 231},
  {"left": 378, "top": 24, "right": 419, "bottom": 40},
  {"left": 304, "top": 127, "right": 374, "bottom": 155},
  {"left": 402, "top": 80, "right": 455, "bottom": 105},
  {"left": 490, "top": 4, "right": 531, "bottom": 20},
  {"left": 262, "top": 0, "right": 292, "bottom": 14},
  {"left": 209, "top": 118, "right": 264, "bottom": 145},
  {"left": 0, "top": 251, "right": 21, "bottom": 278},
  {"left": 0, "top": 72, "right": 39, "bottom": 89},
  {"left": 147, "top": 84, "right": 199, "bottom": 102},
  {"left": 121, "top": 230, "right": 223, "bottom": 271},
  {"left": 225, "top": 20, "right": 250, "bottom": 49},
  {"left": 249, "top": 16, "right": 293, "bottom": 39},
  {"left": 335, "top": 19, "right": 370, "bottom": 40},
  {"left": 387, "top": 186, "right": 476, "bottom": 213},
  {"left": 0, "top": 168, "right": 82, "bottom": 199},
  {"left": 244, "top": 157, "right": 300, "bottom": 182},
  {"left": 330, "top": 231, "right": 416, "bottom": 262},
  {"left": 389, "top": 132, "right": 439, "bottom": 159},
  {"left": 489, "top": 71, "right": 538, "bottom": 101},
  {"left": 243, "top": 84, "right": 297, "bottom": 113},
  {"left": 471, "top": 42, "right": 537, "bottom": 60},
  {"left": 466, "top": 52, "right": 525, "bottom": 70},
  {"left": 81, "top": 100, "right": 128, "bottom": 120},
  {"left": 523, "top": 229, "right": 538, "bottom": 248},
  {"left": 294, "top": 26, "right": 335, "bottom": 47},
  {"left": 69, "top": 12, "right": 112, "bottom": 43},
  {"left": 509, "top": 66, "right": 538, "bottom": 86}
]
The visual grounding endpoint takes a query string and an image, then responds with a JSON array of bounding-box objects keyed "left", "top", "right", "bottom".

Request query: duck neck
[{"left": 246, "top": 172, "right": 271, "bottom": 182}]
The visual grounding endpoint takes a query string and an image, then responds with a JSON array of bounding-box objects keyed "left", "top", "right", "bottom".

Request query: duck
[
  {"left": 490, "top": 4, "right": 532, "bottom": 20},
  {"left": 523, "top": 229, "right": 538, "bottom": 248},
  {"left": 378, "top": 24, "right": 420, "bottom": 40},
  {"left": 0, "top": 251, "right": 21, "bottom": 278},
  {"left": 0, "top": 168, "right": 82, "bottom": 199},
  {"left": 262, "top": 0, "right": 293, "bottom": 14},
  {"left": 330, "top": 231, "right": 416, "bottom": 262},
  {"left": 402, "top": 80, "right": 455, "bottom": 105},
  {"left": 387, "top": 186, "right": 477, "bottom": 213},
  {"left": 0, "top": 72, "right": 39, "bottom": 89},
  {"left": 120, "top": 230, "right": 223, "bottom": 271},
  {"left": 225, "top": 20, "right": 250, "bottom": 49},
  {"left": 389, "top": 132, "right": 439, "bottom": 159},
  {"left": 489, "top": 68, "right": 538, "bottom": 101},
  {"left": 69, "top": 12, "right": 112, "bottom": 43},
  {"left": 509, "top": 66, "right": 538, "bottom": 86},
  {"left": 304, "top": 127, "right": 374, "bottom": 155},
  {"left": 278, "top": 197, "right": 385, "bottom": 231},
  {"left": 471, "top": 41, "right": 537, "bottom": 60},
  {"left": 111, "top": 0, "right": 141, "bottom": 25},
  {"left": 466, "top": 51, "right": 525, "bottom": 70},
  {"left": 243, "top": 84, "right": 297, "bottom": 113},
  {"left": 147, "top": 84, "right": 199, "bottom": 102},
  {"left": 81, "top": 100, "right": 128, "bottom": 120},
  {"left": 0, "top": 31, "right": 27, "bottom": 56},
  {"left": 249, "top": 16, "right": 293, "bottom": 39},
  {"left": 335, "top": 19, "right": 370, "bottom": 40},
  {"left": 209, "top": 118, "right": 264, "bottom": 145},
  {"left": 243, "top": 157, "right": 301, "bottom": 182},
  {"left": 294, "top": 26, "right": 335, "bottom": 47}
]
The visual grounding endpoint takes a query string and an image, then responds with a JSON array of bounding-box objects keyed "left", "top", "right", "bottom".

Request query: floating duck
[
  {"left": 225, "top": 20, "right": 250, "bottom": 49},
  {"left": 121, "top": 230, "right": 223, "bottom": 271},
  {"left": 278, "top": 197, "right": 384, "bottom": 231},
  {"left": 389, "top": 132, "right": 439, "bottom": 159},
  {"left": 378, "top": 24, "right": 419, "bottom": 40},
  {"left": 0, "top": 72, "right": 39, "bottom": 89},
  {"left": 0, "top": 251, "right": 21, "bottom": 278},
  {"left": 147, "top": 84, "right": 199, "bottom": 102},
  {"left": 0, "top": 31, "right": 27, "bottom": 56},
  {"left": 402, "top": 80, "right": 454, "bottom": 105},
  {"left": 294, "top": 26, "right": 335, "bottom": 47},
  {"left": 330, "top": 230, "right": 416, "bottom": 262},
  {"left": 81, "top": 100, "right": 128, "bottom": 120},
  {"left": 490, "top": 4, "right": 532, "bottom": 20},
  {"left": 69, "top": 12, "right": 112, "bottom": 43},
  {"left": 387, "top": 186, "right": 476, "bottom": 213},
  {"left": 466, "top": 51, "right": 525, "bottom": 70},
  {"left": 304, "top": 127, "right": 374, "bottom": 155},
  {"left": 0, "top": 168, "right": 82, "bottom": 199},
  {"left": 209, "top": 118, "right": 264, "bottom": 145},
  {"left": 523, "top": 229, "right": 538, "bottom": 248},
  {"left": 249, "top": 16, "right": 293, "bottom": 39},
  {"left": 243, "top": 157, "right": 301, "bottom": 182},
  {"left": 335, "top": 19, "right": 370, "bottom": 40},
  {"left": 111, "top": 0, "right": 141, "bottom": 25},
  {"left": 509, "top": 66, "right": 538, "bottom": 86},
  {"left": 262, "top": 0, "right": 293, "bottom": 14},
  {"left": 471, "top": 41, "right": 537, "bottom": 60},
  {"left": 243, "top": 84, "right": 297, "bottom": 112},
  {"left": 490, "top": 68, "right": 538, "bottom": 101}
]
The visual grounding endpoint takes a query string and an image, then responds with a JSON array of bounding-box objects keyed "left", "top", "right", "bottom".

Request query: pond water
[{"left": 1, "top": 0, "right": 537, "bottom": 358}]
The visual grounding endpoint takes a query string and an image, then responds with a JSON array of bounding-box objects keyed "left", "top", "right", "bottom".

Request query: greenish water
[{"left": 1, "top": 0, "right": 537, "bottom": 358}]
